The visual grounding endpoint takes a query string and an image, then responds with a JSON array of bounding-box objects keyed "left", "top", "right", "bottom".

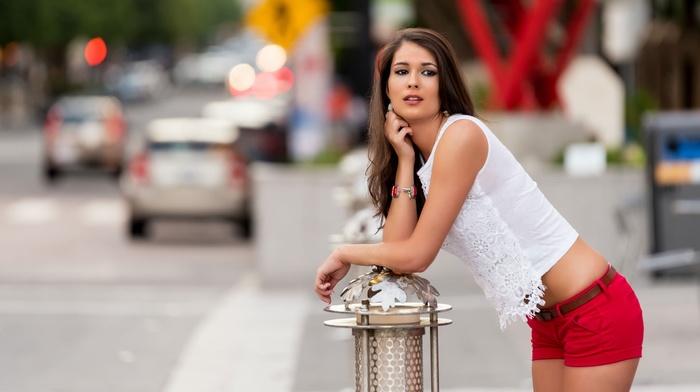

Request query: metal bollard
[{"left": 324, "top": 267, "right": 452, "bottom": 392}]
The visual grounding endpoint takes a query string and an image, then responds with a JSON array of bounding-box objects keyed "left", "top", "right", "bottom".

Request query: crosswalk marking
[
  {"left": 0, "top": 298, "right": 210, "bottom": 317},
  {"left": 80, "top": 199, "right": 126, "bottom": 226},
  {"left": 2, "top": 197, "right": 125, "bottom": 226},
  {"left": 5, "top": 197, "right": 59, "bottom": 224}
]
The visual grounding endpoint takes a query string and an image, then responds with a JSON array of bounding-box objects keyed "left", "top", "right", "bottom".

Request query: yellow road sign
[{"left": 245, "top": 0, "right": 329, "bottom": 52}]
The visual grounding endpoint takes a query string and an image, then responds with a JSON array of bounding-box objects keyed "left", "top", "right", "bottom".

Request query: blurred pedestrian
[{"left": 314, "top": 28, "right": 643, "bottom": 392}]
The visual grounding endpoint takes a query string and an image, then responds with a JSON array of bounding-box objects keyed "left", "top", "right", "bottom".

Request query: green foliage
[
  {"left": 0, "top": 0, "right": 133, "bottom": 48},
  {"left": 625, "top": 88, "right": 658, "bottom": 145},
  {"left": 307, "top": 147, "right": 347, "bottom": 165},
  {"left": 470, "top": 82, "right": 491, "bottom": 112},
  {"left": 551, "top": 142, "right": 647, "bottom": 167},
  {"left": 0, "top": 0, "right": 241, "bottom": 49},
  {"left": 606, "top": 143, "right": 646, "bottom": 167}
]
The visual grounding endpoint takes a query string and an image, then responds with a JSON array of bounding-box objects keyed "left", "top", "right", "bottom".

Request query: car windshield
[
  {"left": 148, "top": 141, "right": 231, "bottom": 153},
  {"left": 57, "top": 98, "right": 118, "bottom": 123}
]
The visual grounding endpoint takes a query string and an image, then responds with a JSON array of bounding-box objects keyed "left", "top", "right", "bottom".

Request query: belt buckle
[{"left": 537, "top": 309, "right": 556, "bottom": 321}]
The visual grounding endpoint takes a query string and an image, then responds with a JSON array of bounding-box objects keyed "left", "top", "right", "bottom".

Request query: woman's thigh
[
  {"left": 532, "top": 359, "right": 564, "bottom": 392},
  {"left": 533, "top": 358, "right": 639, "bottom": 392},
  {"left": 563, "top": 358, "right": 640, "bottom": 392}
]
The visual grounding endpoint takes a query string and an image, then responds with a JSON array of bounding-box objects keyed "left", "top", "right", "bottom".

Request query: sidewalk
[
  {"left": 162, "top": 153, "right": 699, "bottom": 392},
  {"left": 159, "top": 258, "right": 700, "bottom": 392}
]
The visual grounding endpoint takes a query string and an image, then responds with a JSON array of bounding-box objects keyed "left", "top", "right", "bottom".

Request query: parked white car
[
  {"left": 120, "top": 118, "right": 251, "bottom": 239},
  {"left": 43, "top": 95, "right": 127, "bottom": 182}
]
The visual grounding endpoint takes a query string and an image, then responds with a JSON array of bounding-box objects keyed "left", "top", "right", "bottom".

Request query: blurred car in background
[
  {"left": 106, "top": 60, "right": 170, "bottom": 101},
  {"left": 120, "top": 117, "right": 251, "bottom": 239},
  {"left": 173, "top": 30, "right": 265, "bottom": 85},
  {"left": 43, "top": 95, "right": 127, "bottom": 182},
  {"left": 201, "top": 96, "right": 290, "bottom": 162}
]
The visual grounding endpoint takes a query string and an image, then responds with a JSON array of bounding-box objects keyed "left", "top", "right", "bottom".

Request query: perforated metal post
[
  {"left": 325, "top": 302, "right": 451, "bottom": 392},
  {"left": 324, "top": 267, "right": 452, "bottom": 391},
  {"left": 430, "top": 312, "right": 439, "bottom": 391},
  {"left": 360, "top": 300, "right": 371, "bottom": 392}
]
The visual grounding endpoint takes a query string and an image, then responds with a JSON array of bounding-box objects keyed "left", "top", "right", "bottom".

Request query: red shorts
[{"left": 527, "top": 268, "right": 644, "bottom": 367}]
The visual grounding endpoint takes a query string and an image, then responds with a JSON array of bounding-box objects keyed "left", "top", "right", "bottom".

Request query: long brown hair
[{"left": 366, "top": 28, "right": 477, "bottom": 226}]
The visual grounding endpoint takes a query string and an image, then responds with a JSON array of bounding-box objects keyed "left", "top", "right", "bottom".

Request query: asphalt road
[{"left": 0, "top": 86, "right": 256, "bottom": 392}]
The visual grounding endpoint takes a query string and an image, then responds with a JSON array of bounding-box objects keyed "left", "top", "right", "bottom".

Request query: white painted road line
[
  {"left": 161, "top": 272, "right": 311, "bottom": 392},
  {"left": 5, "top": 197, "right": 59, "bottom": 224},
  {"left": 79, "top": 199, "right": 126, "bottom": 226},
  {"left": 2, "top": 197, "right": 126, "bottom": 226},
  {"left": 0, "top": 299, "right": 211, "bottom": 317}
]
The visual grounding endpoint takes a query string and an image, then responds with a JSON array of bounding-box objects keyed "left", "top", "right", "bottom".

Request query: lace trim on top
[
  {"left": 424, "top": 177, "right": 546, "bottom": 329},
  {"left": 418, "top": 118, "right": 546, "bottom": 330}
]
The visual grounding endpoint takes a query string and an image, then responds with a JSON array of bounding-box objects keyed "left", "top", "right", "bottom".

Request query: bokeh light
[
  {"left": 256, "top": 44, "right": 286, "bottom": 73},
  {"left": 228, "top": 63, "right": 256, "bottom": 92},
  {"left": 85, "top": 38, "right": 107, "bottom": 66},
  {"left": 274, "top": 66, "right": 294, "bottom": 93}
]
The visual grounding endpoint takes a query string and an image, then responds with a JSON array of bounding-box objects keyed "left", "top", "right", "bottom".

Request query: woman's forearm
[
  {"left": 382, "top": 158, "right": 418, "bottom": 242},
  {"left": 335, "top": 239, "right": 435, "bottom": 274}
]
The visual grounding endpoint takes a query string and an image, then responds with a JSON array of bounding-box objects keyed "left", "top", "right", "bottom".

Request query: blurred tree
[
  {"left": 0, "top": 0, "right": 241, "bottom": 53},
  {"left": 0, "top": 0, "right": 241, "bottom": 95},
  {"left": 0, "top": 0, "right": 132, "bottom": 49}
]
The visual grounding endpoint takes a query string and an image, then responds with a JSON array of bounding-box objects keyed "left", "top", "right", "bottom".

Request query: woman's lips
[{"left": 403, "top": 95, "right": 423, "bottom": 104}]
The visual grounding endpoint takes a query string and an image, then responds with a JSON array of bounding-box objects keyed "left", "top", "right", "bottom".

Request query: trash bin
[
  {"left": 643, "top": 110, "right": 700, "bottom": 275},
  {"left": 324, "top": 267, "right": 452, "bottom": 392}
]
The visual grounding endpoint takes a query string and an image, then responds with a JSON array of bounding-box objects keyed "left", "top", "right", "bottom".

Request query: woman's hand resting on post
[{"left": 315, "top": 249, "right": 351, "bottom": 304}]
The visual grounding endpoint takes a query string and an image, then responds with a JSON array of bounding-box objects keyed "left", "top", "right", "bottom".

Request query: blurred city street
[
  {"left": 0, "top": 86, "right": 257, "bottom": 392},
  {"left": 2, "top": 0, "right": 700, "bottom": 391},
  {"left": 0, "top": 86, "right": 698, "bottom": 392}
]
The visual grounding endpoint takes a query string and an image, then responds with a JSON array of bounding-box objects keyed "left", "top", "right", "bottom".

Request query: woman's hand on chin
[{"left": 385, "top": 110, "right": 415, "bottom": 161}]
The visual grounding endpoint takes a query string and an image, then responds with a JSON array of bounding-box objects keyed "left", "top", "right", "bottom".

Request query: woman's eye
[
  {"left": 395, "top": 69, "right": 408, "bottom": 75},
  {"left": 422, "top": 70, "right": 437, "bottom": 76}
]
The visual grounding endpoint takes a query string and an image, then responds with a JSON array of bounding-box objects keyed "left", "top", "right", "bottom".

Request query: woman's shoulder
[
  {"left": 447, "top": 113, "right": 489, "bottom": 130},
  {"left": 434, "top": 116, "right": 488, "bottom": 167},
  {"left": 442, "top": 114, "right": 488, "bottom": 144}
]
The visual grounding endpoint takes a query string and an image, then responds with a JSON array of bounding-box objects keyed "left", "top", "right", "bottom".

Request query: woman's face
[{"left": 386, "top": 41, "right": 441, "bottom": 122}]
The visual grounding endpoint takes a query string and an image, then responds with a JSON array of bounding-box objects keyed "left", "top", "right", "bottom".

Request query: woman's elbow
[{"left": 395, "top": 253, "right": 433, "bottom": 274}]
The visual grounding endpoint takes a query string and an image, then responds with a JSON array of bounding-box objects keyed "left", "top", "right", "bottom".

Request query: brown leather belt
[{"left": 535, "top": 266, "right": 617, "bottom": 321}]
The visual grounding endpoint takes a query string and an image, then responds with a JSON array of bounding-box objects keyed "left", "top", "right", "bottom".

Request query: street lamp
[{"left": 324, "top": 266, "right": 452, "bottom": 392}]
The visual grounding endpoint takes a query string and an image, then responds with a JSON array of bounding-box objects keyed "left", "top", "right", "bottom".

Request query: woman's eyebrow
[{"left": 393, "top": 61, "right": 438, "bottom": 67}]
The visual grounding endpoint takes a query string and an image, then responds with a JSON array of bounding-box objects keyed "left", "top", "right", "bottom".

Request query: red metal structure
[{"left": 456, "top": 0, "right": 597, "bottom": 110}]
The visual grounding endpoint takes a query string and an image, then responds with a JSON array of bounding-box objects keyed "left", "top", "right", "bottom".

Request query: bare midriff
[{"left": 539, "top": 237, "right": 610, "bottom": 308}]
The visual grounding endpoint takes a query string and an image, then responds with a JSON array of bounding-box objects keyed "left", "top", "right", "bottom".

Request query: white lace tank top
[{"left": 417, "top": 114, "right": 579, "bottom": 329}]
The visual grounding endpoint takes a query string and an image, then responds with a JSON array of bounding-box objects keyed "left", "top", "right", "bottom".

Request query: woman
[{"left": 314, "top": 28, "right": 643, "bottom": 392}]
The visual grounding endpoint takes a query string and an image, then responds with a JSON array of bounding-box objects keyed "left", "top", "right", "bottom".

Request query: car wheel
[
  {"left": 111, "top": 164, "right": 123, "bottom": 180},
  {"left": 128, "top": 218, "right": 148, "bottom": 239},
  {"left": 237, "top": 216, "right": 252, "bottom": 239},
  {"left": 44, "top": 166, "right": 60, "bottom": 184}
]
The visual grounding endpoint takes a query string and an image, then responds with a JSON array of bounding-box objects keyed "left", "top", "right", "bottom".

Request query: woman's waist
[{"left": 539, "top": 237, "right": 610, "bottom": 307}]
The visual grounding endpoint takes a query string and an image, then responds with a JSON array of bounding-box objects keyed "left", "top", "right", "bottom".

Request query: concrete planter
[
  {"left": 251, "top": 163, "right": 347, "bottom": 286},
  {"left": 252, "top": 161, "right": 648, "bottom": 285},
  {"left": 251, "top": 111, "right": 648, "bottom": 284}
]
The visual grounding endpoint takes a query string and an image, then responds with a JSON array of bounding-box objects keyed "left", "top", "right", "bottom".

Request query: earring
[
  {"left": 442, "top": 110, "right": 449, "bottom": 117},
  {"left": 388, "top": 103, "right": 393, "bottom": 112}
]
